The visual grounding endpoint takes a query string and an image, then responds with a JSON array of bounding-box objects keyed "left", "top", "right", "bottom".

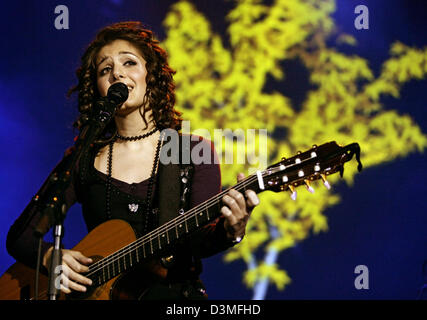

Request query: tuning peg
[
  {"left": 304, "top": 180, "right": 315, "bottom": 193},
  {"left": 320, "top": 174, "right": 331, "bottom": 190},
  {"left": 288, "top": 185, "right": 297, "bottom": 201}
]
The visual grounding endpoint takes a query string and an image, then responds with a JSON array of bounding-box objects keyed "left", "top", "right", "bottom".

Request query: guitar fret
[
  {"left": 136, "top": 246, "right": 140, "bottom": 263},
  {"left": 175, "top": 225, "right": 179, "bottom": 239},
  {"left": 195, "top": 213, "right": 199, "bottom": 227},
  {"left": 158, "top": 234, "right": 162, "bottom": 250},
  {"left": 129, "top": 251, "right": 133, "bottom": 267},
  {"left": 160, "top": 233, "right": 167, "bottom": 247},
  {"left": 150, "top": 238, "right": 153, "bottom": 254},
  {"left": 90, "top": 276, "right": 95, "bottom": 287},
  {"left": 166, "top": 229, "right": 170, "bottom": 244},
  {"left": 206, "top": 203, "right": 210, "bottom": 220},
  {"left": 142, "top": 242, "right": 146, "bottom": 258},
  {"left": 184, "top": 218, "right": 188, "bottom": 233}
]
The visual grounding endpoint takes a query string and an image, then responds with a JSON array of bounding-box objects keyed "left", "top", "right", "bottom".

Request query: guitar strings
[
  {"left": 85, "top": 159, "right": 300, "bottom": 277},
  {"left": 84, "top": 173, "right": 260, "bottom": 278},
  {"left": 86, "top": 154, "right": 309, "bottom": 278},
  {"left": 85, "top": 173, "right": 259, "bottom": 276}
]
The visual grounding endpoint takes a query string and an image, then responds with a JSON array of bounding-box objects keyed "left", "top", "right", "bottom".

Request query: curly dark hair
[{"left": 67, "top": 21, "right": 182, "bottom": 142}]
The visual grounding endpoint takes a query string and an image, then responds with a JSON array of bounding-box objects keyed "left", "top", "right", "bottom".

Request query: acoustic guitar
[{"left": 0, "top": 141, "right": 362, "bottom": 300}]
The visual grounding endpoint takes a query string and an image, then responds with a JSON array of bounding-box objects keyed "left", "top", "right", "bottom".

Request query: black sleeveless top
[{"left": 77, "top": 144, "right": 159, "bottom": 238}]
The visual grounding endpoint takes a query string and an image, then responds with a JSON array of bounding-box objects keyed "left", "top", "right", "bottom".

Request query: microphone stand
[
  {"left": 38, "top": 123, "right": 95, "bottom": 300},
  {"left": 33, "top": 84, "right": 127, "bottom": 300},
  {"left": 48, "top": 205, "right": 67, "bottom": 300}
]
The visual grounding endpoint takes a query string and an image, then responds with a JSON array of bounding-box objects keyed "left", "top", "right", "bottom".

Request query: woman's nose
[{"left": 112, "top": 67, "right": 125, "bottom": 80}]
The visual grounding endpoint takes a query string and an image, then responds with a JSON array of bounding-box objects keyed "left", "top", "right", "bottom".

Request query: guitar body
[{"left": 0, "top": 219, "right": 168, "bottom": 300}]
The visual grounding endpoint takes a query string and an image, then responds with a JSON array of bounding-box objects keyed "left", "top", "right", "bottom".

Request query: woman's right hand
[{"left": 43, "top": 247, "right": 93, "bottom": 294}]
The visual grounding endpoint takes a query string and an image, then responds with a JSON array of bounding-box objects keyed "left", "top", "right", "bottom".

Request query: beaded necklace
[
  {"left": 105, "top": 128, "right": 163, "bottom": 235},
  {"left": 116, "top": 127, "right": 158, "bottom": 141}
]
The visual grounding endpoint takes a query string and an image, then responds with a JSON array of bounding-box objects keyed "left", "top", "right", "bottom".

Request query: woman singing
[{"left": 6, "top": 21, "right": 259, "bottom": 300}]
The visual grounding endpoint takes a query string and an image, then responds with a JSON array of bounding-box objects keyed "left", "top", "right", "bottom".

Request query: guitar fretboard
[{"left": 86, "top": 174, "right": 260, "bottom": 287}]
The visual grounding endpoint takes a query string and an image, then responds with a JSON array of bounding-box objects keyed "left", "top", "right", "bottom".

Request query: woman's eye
[
  {"left": 98, "top": 60, "right": 135, "bottom": 76},
  {"left": 99, "top": 67, "right": 111, "bottom": 76}
]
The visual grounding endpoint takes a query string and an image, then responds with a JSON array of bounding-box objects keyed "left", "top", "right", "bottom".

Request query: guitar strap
[{"left": 157, "top": 133, "right": 194, "bottom": 226}]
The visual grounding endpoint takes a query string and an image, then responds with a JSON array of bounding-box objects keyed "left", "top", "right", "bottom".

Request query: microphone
[
  {"left": 78, "top": 82, "right": 129, "bottom": 146},
  {"left": 92, "top": 82, "right": 129, "bottom": 126}
]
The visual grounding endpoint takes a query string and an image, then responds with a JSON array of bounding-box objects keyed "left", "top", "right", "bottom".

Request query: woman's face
[{"left": 96, "top": 39, "right": 148, "bottom": 113}]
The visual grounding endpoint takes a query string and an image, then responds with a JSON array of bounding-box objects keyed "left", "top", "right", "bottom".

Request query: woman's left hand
[{"left": 221, "top": 173, "right": 260, "bottom": 242}]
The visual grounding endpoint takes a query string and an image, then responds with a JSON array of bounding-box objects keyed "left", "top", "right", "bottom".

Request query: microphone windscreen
[{"left": 107, "top": 82, "right": 129, "bottom": 105}]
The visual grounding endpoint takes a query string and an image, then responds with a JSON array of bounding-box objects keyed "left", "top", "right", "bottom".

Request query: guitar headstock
[{"left": 257, "top": 142, "right": 362, "bottom": 200}]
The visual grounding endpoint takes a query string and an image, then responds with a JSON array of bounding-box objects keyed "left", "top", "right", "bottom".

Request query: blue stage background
[{"left": 0, "top": 0, "right": 426, "bottom": 299}]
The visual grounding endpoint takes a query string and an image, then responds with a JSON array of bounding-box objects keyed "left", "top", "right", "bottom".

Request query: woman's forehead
[{"left": 96, "top": 39, "right": 144, "bottom": 65}]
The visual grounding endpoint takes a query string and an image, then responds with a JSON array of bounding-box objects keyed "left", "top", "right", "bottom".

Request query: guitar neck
[{"left": 86, "top": 174, "right": 261, "bottom": 287}]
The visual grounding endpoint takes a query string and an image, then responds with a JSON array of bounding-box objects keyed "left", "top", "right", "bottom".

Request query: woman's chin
[{"left": 115, "top": 103, "right": 147, "bottom": 118}]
